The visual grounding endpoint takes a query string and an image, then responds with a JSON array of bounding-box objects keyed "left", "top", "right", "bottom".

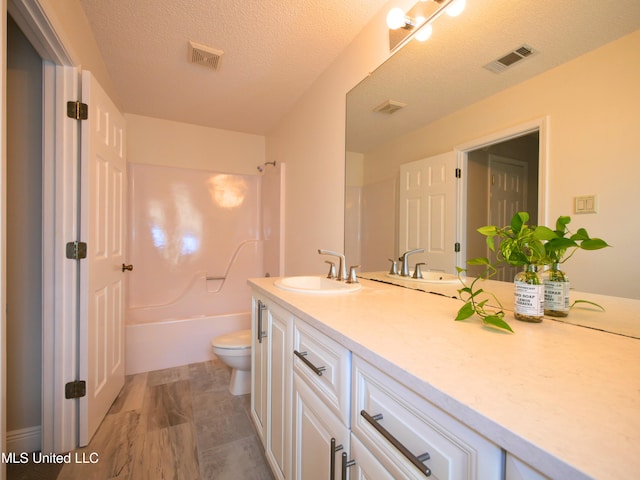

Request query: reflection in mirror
[{"left": 345, "top": 0, "right": 640, "bottom": 299}]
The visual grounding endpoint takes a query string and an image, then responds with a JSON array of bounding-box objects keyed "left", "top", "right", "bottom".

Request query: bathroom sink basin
[
  {"left": 386, "top": 271, "right": 459, "bottom": 284},
  {"left": 274, "top": 276, "right": 361, "bottom": 294}
]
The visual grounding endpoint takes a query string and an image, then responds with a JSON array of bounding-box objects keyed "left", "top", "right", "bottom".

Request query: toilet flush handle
[{"left": 122, "top": 263, "right": 133, "bottom": 272}]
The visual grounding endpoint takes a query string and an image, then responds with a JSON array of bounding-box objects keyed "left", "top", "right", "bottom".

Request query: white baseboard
[{"left": 6, "top": 426, "right": 41, "bottom": 454}]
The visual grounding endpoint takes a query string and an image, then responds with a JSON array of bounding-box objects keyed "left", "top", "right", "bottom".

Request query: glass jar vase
[
  {"left": 542, "top": 263, "right": 570, "bottom": 317},
  {"left": 514, "top": 264, "right": 544, "bottom": 322}
]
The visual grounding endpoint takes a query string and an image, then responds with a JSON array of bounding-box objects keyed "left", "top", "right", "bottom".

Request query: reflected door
[
  {"left": 399, "top": 151, "right": 457, "bottom": 273},
  {"left": 488, "top": 155, "right": 528, "bottom": 281}
]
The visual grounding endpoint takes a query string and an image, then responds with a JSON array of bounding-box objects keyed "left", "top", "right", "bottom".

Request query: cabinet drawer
[
  {"left": 352, "top": 356, "right": 502, "bottom": 480},
  {"left": 293, "top": 319, "right": 351, "bottom": 426}
]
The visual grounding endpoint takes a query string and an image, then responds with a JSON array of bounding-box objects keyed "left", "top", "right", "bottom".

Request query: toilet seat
[{"left": 211, "top": 329, "right": 251, "bottom": 350}]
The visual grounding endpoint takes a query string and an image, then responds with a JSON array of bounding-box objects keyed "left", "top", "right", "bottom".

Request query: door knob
[{"left": 121, "top": 264, "right": 133, "bottom": 272}]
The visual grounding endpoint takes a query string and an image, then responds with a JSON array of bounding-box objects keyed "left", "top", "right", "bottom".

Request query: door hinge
[
  {"left": 455, "top": 168, "right": 462, "bottom": 178},
  {"left": 67, "top": 101, "right": 88, "bottom": 120},
  {"left": 66, "top": 241, "right": 87, "bottom": 260},
  {"left": 65, "top": 380, "right": 86, "bottom": 399},
  {"left": 454, "top": 242, "right": 461, "bottom": 252}
]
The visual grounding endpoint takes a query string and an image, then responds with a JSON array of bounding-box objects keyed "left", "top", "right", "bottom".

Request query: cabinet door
[
  {"left": 350, "top": 434, "right": 396, "bottom": 480},
  {"left": 293, "top": 372, "right": 350, "bottom": 480},
  {"left": 250, "top": 297, "right": 268, "bottom": 446},
  {"left": 266, "top": 302, "right": 293, "bottom": 480}
]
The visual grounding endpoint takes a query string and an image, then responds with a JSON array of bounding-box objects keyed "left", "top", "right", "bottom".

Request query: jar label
[
  {"left": 514, "top": 282, "right": 544, "bottom": 316},
  {"left": 544, "top": 281, "right": 570, "bottom": 312}
]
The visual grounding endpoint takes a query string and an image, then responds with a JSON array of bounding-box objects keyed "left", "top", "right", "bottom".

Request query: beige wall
[
  {"left": 37, "top": 0, "right": 119, "bottom": 104},
  {"left": 265, "top": 3, "right": 394, "bottom": 276},
  {"left": 360, "top": 30, "right": 640, "bottom": 298},
  {"left": 126, "top": 114, "right": 265, "bottom": 174}
]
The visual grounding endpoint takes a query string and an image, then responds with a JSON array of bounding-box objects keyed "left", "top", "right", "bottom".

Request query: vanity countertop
[{"left": 248, "top": 276, "right": 640, "bottom": 480}]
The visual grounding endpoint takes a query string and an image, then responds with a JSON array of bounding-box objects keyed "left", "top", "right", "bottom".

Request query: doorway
[
  {"left": 463, "top": 130, "right": 540, "bottom": 279},
  {"left": 6, "top": 13, "right": 44, "bottom": 455}
]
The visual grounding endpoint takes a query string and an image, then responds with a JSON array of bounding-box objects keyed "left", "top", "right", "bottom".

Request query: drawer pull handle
[
  {"left": 330, "top": 437, "right": 344, "bottom": 480},
  {"left": 341, "top": 452, "right": 356, "bottom": 480},
  {"left": 257, "top": 300, "right": 267, "bottom": 343},
  {"left": 361, "top": 410, "right": 432, "bottom": 477},
  {"left": 294, "top": 350, "right": 326, "bottom": 376}
]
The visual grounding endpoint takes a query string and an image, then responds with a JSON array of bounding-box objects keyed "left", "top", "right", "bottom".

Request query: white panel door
[
  {"left": 78, "top": 71, "right": 126, "bottom": 445},
  {"left": 488, "top": 155, "right": 528, "bottom": 281},
  {"left": 399, "top": 151, "right": 457, "bottom": 273}
]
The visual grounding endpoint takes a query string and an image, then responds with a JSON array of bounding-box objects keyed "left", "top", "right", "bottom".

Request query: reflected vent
[
  {"left": 188, "top": 40, "right": 223, "bottom": 71},
  {"left": 373, "top": 99, "right": 407, "bottom": 114},
  {"left": 484, "top": 44, "right": 538, "bottom": 73}
]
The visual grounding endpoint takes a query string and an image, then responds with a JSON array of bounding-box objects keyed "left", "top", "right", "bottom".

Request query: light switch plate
[{"left": 574, "top": 195, "right": 598, "bottom": 214}]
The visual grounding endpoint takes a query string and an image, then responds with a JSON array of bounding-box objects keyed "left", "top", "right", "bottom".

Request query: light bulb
[
  {"left": 386, "top": 7, "right": 407, "bottom": 30},
  {"left": 415, "top": 23, "right": 433, "bottom": 42},
  {"left": 446, "top": 0, "right": 466, "bottom": 17}
]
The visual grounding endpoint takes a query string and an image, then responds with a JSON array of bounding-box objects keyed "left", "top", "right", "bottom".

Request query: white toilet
[{"left": 211, "top": 329, "right": 252, "bottom": 395}]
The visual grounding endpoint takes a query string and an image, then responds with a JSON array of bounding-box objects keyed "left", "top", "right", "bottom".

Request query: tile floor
[{"left": 8, "top": 360, "right": 273, "bottom": 480}]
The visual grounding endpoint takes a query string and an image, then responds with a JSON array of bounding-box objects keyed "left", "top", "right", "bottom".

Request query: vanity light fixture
[
  {"left": 387, "top": 0, "right": 464, "bottom": 49},
  {"left": 386, "top": 7, "right": 416, "bottom": 30},
  {"left": 445, "top": 0, "right": 466, "bottom": 17},
  {"left": 414, "top": 18, "right": 433, "bottom": 42}
]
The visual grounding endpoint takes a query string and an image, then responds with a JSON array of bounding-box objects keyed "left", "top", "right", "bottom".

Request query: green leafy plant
[
  {"left": 455, "top": 259, "right": 513, "bottom": 333},
  {"left": 478, "top": 212, "right": 556, "bottom": 266},
  {"left": 543, "top": 215, "right": 610, "bottom": 312},
  {"left": 455, "top": 212, "right": 609, "bottom": 332},
  {"left": 544, "top": 215, "right": 610, "bottom": 264}
]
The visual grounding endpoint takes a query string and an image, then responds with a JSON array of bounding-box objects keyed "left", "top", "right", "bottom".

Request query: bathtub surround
[
  {"left": 125, "top": 161, "right": 277, "bottom": 375},
  {"left": 127, "top": 163, "right": 263, "bottom": 323}
]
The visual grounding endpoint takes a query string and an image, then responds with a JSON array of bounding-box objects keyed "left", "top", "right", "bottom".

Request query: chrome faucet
[
  {"left": 318, "top": 249, "right": 347, "bottom": 281},
  {"left": 399, "top": 248, "right": 425, "bottom": 277}
]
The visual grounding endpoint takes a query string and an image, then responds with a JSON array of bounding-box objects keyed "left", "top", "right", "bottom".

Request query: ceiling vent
[
  {"left": 484, "top": 44, "right": 538, "bottom": 73},
  {"left": 373, "top": 99, "right": 407, "bottom": 114},
  {"left": 188, "top": 40, "right": 224, "bottom": 71}
]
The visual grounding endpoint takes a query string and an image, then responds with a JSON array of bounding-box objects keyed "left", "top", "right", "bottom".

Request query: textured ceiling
[{"left": 79, "top": 0, "right": 392, "bottom": 135}]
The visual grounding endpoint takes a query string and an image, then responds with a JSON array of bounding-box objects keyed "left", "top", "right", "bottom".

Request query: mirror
[{"left": 345, "top": 0, "right": 640, "bottom": 299}]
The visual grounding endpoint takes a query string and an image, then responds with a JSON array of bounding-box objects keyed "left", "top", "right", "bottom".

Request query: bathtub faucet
[{"left": 318, "top": 249, "right": 347, "bottom": 281}]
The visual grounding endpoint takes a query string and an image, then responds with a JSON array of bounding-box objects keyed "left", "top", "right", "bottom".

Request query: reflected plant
[
  {"left": 544, "top": 215, "right": 610, "bottom": 264},
  {"left": 455, "top": 212, "right": 610, "bottom": 332}
]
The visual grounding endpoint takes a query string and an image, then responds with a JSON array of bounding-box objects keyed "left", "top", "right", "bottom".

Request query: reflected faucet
[
  {"left": 399, "top": 248, "right": 424, "bottom": 277},
  {"left": 318, "top": 249, "right": 347, "bottom": 281}
]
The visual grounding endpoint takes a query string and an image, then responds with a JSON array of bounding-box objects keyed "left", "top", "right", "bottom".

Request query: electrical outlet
[{"left": 574, "top": 195, "right": 598, "bottom": 214}]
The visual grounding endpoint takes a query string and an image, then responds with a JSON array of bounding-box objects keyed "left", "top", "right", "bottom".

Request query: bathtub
[{"left": 125, "top": 311, "right": 251, "bottom": 375}]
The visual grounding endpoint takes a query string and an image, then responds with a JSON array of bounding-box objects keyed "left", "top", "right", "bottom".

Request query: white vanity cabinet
[
  {"left": 250, "top": 295, "right": 294, "bottom": 480},
  {"left": 352, "top": 356, "right": 503, "bottom": 480},
  {"left": 292, "top": 318, "right": 352, "bottom": 479}
]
